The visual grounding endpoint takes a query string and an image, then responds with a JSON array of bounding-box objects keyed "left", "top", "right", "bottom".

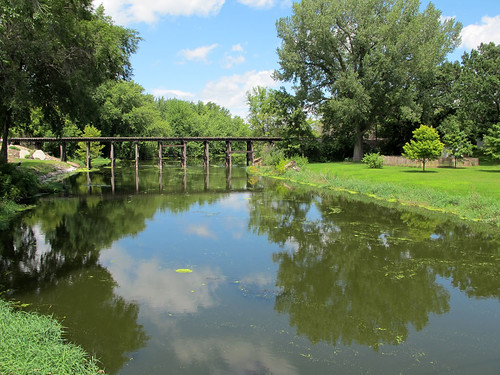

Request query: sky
[{"left": 92, "top": 0, "right": 500, "bottom": 119}]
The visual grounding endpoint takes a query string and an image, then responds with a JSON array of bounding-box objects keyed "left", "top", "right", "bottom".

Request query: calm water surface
[{"left": 1, "top": 164, "right": 499, "bottom": 374}]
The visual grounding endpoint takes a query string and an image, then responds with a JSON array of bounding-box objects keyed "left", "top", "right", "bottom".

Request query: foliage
[
  {"left": 362, "top": 153, "right": 384, "bottom": 169},
  {"left": 0, "top": 0, "right": 140, "bottom": 163},
  {"left": 76, "top": 125, "right": 105, "bottom": 161},
  {"left": 275, "top": 0, "right": 461, "bottom": 161},
  {"left": 0, "top": 163, "right": 39, "bottom": 202},
  {"left": 247, "top": 86, "right": 316, "bottom": 158},
  {"left": 95, "top": 80, "right": 169, "bottom": 138},
  {"left": 403, "top": 125, "right": 444, "bottom": 171},
  {"left": 261, "top": 147, "right": 286, "bottom": 168},
  {"left": 456, "top": 43, "right": 500, "bottom": 140},
  {"left": 483, "top": 123, "right": 500, "bottom": 160},
  {"left": 275, "top": 159, "right": 288, "bottom": 175},
  {"left": 0, "top": 299, "right": 105, "bottom": 374},
  {"left": 439, "top": 115, "right": 474, "bottom": 167}
]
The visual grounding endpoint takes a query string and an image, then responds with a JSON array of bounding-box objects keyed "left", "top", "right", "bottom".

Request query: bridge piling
[
  {"left": 203, "top": 141, "right": 209, "bottom": 168},
  {"left": 225, "top": 141, "right": 232, "bottom": 168},
  {"left": 86, "top": 142, "right": 91, "bottom": 169}
]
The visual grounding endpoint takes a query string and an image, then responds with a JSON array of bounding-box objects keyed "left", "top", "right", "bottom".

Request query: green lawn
[
  {"left": 307, "top": 163, "right": 500, "bottom": 197},
  {"left": 257, "top": 162, "right": 500, "bottom": 225}
]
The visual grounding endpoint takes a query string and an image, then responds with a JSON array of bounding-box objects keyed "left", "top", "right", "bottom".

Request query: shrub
[
  {"left": 361, "top": 152, "right": 384, "bottom": 168},
  {"left": 0, "top": 164, "right": 39, "bottom": 201},
  {"left": 275, "top": 159, "right": 288, "bottom": 175},
  {"left": 290, "top": 154, "right": 309, "bottom": 169},
  {"left": 262, "top": 147, "right": 286, "bottom": 167}
]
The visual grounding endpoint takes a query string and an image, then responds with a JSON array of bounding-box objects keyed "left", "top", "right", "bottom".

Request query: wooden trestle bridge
[{"left": 8, "top": 136, "right": 282, "bottom": 169}]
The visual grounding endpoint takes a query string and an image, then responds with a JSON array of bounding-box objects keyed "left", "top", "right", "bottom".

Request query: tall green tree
[
  {"left": 246, "top": 86, "right": 315, "bottom": 156},
  {"left": 403, "top": 125, "right": 444, "bottom": 171},
  {"left": 94, "top": 80, "right": 169, "bottom": 137},
  {"left": 275, "top": 0, "right": 461, "bottom": 161},
  {"left": 0, "top": 0, "right": 140, "bottom": 163},
  {"left": 456, "top": 43, "right": 500, "bottom": 140},
  {"left": 483, "top": 123, "right": 500, "bottom": 161},
  {"left": 439, "top": 115, "right": 474, "bottom": 168}
]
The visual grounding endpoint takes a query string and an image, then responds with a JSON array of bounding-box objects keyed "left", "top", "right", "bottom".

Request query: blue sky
[{"left": 93, "top": 0, "right": 500, "bottom": 118}]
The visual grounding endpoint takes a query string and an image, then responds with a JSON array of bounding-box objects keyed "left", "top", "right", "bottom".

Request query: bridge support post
[
  {"left": 60, "top": 142, "right": 67, "bottom": 162},
  {"left": 158, "top": 142, "right": 163, "bottom": 168},
  {"left": 204, "top": 168, "right": 209, "bottom": 191},
  {"left": 246, "top": 140, "right": 254, "bottom": 166},
  {"left": 134, "top": 142, "right": 139, "bottom": 169},
  {"left": 225, "top": 141, "right": 232, "bottom": 168},
  {"left": 181, "top": 141, "right": 187, "bottom": 168},
  {"left": 86, "top": 141, "right": 91, "bottom": 170},
  {"left": 203, "top": 140, "right": 209, "bottom": 168},
  {"left": 110, "top": 142, "right": 115, "bottom": 167}
]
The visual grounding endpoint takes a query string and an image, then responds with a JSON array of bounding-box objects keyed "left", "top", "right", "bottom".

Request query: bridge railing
[{"left": 8, "top": 136, "right": 282, "bottom": 169}]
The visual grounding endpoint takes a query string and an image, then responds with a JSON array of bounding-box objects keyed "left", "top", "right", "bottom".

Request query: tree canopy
[
  {"left": 275, "top": 0, "right": 461, "bottom": 161},
  {"left": 0, "top": 0, "right": 140, "bottom": 163}
]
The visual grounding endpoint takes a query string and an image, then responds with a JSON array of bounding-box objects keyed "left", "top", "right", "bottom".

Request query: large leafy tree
[
  {"left": 456, "top": 43, "right": 500, "bottom": 140},
  {"left": 0, "top": 0, "right": 140, "bottom": 163},
  {"left": 94, "top": 80, "right": 169, "bottom": 138},
  {"left": 275, "top": 0, "right": 461, "bottom": 161}
]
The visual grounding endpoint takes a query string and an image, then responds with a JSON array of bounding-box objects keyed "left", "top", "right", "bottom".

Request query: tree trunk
[
  {"left": 0, "top": 109, "right": 11, "bottom": 164},
  {"left": 352, "top": 125, "right": 364, "bottom": 162}
]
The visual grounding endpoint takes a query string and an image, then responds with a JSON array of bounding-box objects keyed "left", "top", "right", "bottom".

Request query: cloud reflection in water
[{"left": 100, "top": 246, "right": 224, "bottom": 314}]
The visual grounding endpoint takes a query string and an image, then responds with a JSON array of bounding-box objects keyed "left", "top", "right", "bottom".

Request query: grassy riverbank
[
  {"left": 253, "top": 162, "right": 500, "bottom": 226},
  {"left": 0, "top": 299, "right": 105, "bottom": 374}
]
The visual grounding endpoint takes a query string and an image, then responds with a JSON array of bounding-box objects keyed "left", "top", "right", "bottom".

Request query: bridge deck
[{"left": 8, "top": 136, "right": 282, "bottom": 169}]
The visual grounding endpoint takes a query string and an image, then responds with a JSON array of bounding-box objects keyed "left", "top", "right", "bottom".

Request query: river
[{"left": 1, "top": 164, "right": 499, "bottom": 374}]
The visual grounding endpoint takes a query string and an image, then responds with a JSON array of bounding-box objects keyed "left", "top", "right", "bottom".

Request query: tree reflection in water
[{"left": 248, "top": 181, "right": 500, "bottom": 350}]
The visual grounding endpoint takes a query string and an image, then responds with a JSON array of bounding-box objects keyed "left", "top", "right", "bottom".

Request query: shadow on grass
[
  {"left": 479, "top": 169, "right": 500, "bottom": 173},
  {"left": 402, "top": 170, "right": 438, "bottom": 174}
]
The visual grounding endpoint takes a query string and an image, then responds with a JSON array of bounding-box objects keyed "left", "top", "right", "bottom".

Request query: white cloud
[
  {"left": 232, "top": 43, "right": 244, "bottom": 52},
  {"left": 178, "top": 44, "right": 219, "bottom": 63},
  {"left": 151, "top": 89, "right": 195, "bottom": 99},
  {"left": 222, "top": 55, "right": 246, "bottom": 69},
  {"left": 93, "top": 0, "right": 225, "bottom": 25},
  {"left": 237, "top": 0, "right": 275, "bottom": 9},
  {"left": 461, "top": 15, "right": 500, "bottom": 49},
  {"left": 199, "top": 70, "right": 279, "bottom": 117}
]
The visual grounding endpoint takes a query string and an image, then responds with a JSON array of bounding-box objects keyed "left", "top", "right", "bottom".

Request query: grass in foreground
[
  {"left": 0, "top": 299, "right": 105, "bottom": 375},
  {"left": 254, "top": 162, "right": 500, "bottom": 225}
]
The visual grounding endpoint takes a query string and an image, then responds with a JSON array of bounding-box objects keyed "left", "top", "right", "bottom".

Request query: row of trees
[
  {"left": 248, "top": 0, "right": 499, "bottom": 162},
  {"left": 20, "top": 80, "right": 250, "bottom": 160},
  {"left": 0, "top": 0, "right": 248, "bottom": 163},
  {"left": 0, "top": 0, "right": 140, "bottom": 163},
  {"left": 1, "top": 0, "right": 498, "bottom": 164}
]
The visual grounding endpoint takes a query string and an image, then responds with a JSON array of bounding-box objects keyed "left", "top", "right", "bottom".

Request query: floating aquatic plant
[{"left": 175, "top": 269, "right": 193, "bottom": 273}]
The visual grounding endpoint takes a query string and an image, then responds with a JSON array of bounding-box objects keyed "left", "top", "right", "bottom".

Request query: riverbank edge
[
  {"left": 248, "top": 165, "right": 500, "bottom": 227},
  {"left": 0, "top": 299, "right": 105, "bottom": 374}
]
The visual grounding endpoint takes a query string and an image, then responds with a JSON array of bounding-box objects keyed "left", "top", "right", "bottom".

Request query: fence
[{"left": 383, "top": 156, "right": 479, "bottom": 168}]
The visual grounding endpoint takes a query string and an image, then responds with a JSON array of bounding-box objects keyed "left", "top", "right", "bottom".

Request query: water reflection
[
  {"left": 172, "top": 337, "right": 299, "bottom": 375},
  {"left": 100, "top": 246, "right": 224, "bottom": 314},
  {"left": 1, "top": 166, "right": 499, "bottom": 374},
  {"left": 247, "top": 182, "right": 500, "bottom": 349}
]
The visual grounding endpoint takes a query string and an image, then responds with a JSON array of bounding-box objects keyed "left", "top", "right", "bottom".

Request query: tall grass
[
  {"left": 253, "top": 162, "right": 500, "bottom": 225},
  {"left": 0, "top": 299, "right": 105, "bottom": 375}
]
